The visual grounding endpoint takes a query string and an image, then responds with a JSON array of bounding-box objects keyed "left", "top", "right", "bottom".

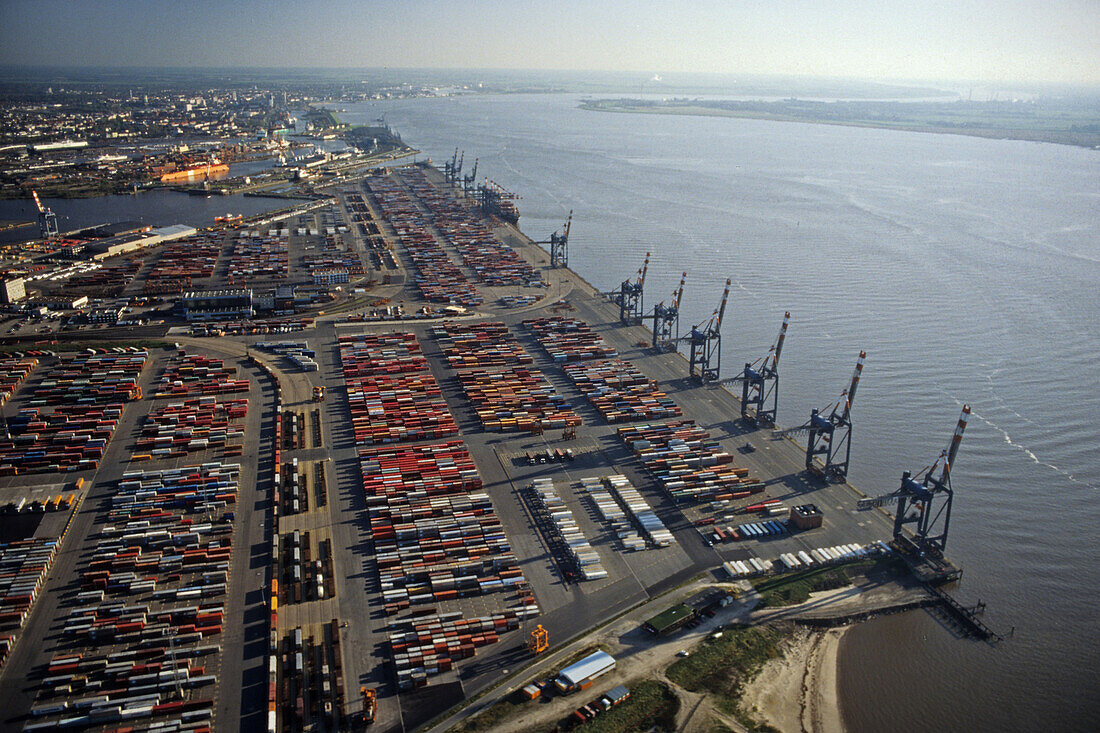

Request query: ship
[{"left": 160, "top": 162, "right": 230, "bottom": 183}]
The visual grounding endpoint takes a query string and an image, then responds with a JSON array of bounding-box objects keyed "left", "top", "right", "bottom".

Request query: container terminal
[{"left": 0, "top": 154, "right": 990, "bottom": 733}]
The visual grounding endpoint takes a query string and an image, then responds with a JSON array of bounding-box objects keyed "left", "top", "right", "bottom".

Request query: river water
[{"left": 330, "top": 93, "right": 1099, "bottom": 732}]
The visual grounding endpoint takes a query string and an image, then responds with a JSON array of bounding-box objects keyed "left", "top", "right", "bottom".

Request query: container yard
[{"left": 0, "top": 160, "right": 971, "bottom": 732}]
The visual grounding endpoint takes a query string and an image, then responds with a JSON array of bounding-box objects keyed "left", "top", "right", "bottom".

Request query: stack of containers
[
  {"left": 135, "top": 397, "right": 247, "bottom": 458},
  {"left": 144, "top": 236, "right": 220, "bottom": 294},
  {"left": 618, "top": 420, "right": 764, "bottom": 503},
  {"left": 364, "top": 175, "right": 482, "bottom": 305},
  {"left": 578, "top": 477, "right": 646, "bottom": 551},
  {"left": 227, "top": 232, "right": 289, "bottom": 283},
  {"left": 66, "top": 257, "right": 143, "bottom": 296},
  {"left": 0, "top": 403, "right": 123, "bottom": 474},
  {"left": 339, "top": 333, "right": 458, "bottom": 445},
  {"left": 401, "top": 167, "right": 540, "bottom": 286},
  {"left": 0, "top": 538, "right": 58, "bottom": 635},
  {"left": 499, "top": 295, "right": 538, "bottom": 308},
  {"left": 0, "top": 355, "right": 38, "bottom": 406},
  {"left": 530, "top": 478, "right": 606, "bottom": 580},
  {"left": 604, "top": 474, "right": 675, "bottom": 547},
  {"left": 431, "top": 322, "right": 534, "bottom": 369},
  {"left": 523, "top": 317, "right": 619, "bottom": 362},
  {"left": 30, "top": 350, "right": 146, "bottom": 405},
  {"left": 453, "top": 367, "right": 580, "bottom": 433},
  {"left": 153, "top": 352, "right": 249, "bottom": 398},
  {"left": 562, "top": 359, "right": 682, "bottom": 423},
  {"left": 388, "top": 610, "right": 522, "bottom": 690},
  {"left": 358, "top": 442, "right": 533, "bottom": 615}
]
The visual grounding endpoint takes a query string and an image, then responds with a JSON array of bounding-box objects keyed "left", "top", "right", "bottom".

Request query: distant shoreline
[{"left": 581, "top": 99, "right": 1100, "bottom": 150}]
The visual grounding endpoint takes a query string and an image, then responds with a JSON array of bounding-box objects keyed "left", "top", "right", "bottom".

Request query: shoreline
[
  {"left": 740, "top": 625, "right": 848, "bottom": 733},
  {"left": 580, "top": 102, "right": 1100, "bottom": 150}
]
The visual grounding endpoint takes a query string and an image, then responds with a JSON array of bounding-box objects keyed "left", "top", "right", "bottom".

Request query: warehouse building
[{"left": 176, "top": 289, "right": 253, "bottom": 321}]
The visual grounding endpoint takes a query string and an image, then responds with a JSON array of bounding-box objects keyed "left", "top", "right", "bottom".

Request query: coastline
[
  {"left": 579, "top": 102, "right": 1100, "bottom": 150},
  {"left": 740, "top": 625, "right": 848, "bottom": 733}
]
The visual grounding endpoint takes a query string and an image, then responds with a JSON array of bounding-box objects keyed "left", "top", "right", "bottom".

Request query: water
[
  {"left": 0, "top": 190, "right": 289, "bottom": 245},
  {"left": 330, "top": 94, "right": 1100, "bottom": 732}
]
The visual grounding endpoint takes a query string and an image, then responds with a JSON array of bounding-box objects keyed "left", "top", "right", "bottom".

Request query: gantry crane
[
  {"left": 527, "top": 624, "right": 549, "bottom": 655},
  {"left": 534, "top": 210, "right": 572, "bottom": 269},
  {"left": 860, "top": 405, "right": 971, "bottom": 558},
  {"left": 443, "top": 148, "right": 463, "bottom": 185},
  {"left": 476, "top": 179, "right": 519, "bottom": 222},
  {"left": 724, "top": 312, "right": 790, "bottom": 425},
  {"left": 606, "top": 252, "right": 649, "bottom": 324},
  {"left": 462, "top": 158, "right": 479, "bottom": 197},
  {"left": 32, "top": 190, "right": 58, "bottom": 240},
  {"left": 686, "top": 278, "right": 732, "bottom": 383},
  {"left": 646, "top": 271, "right": 686, "bottom": 351},
  {"left": 775, "top": 350, "right": 866, "bottom": 482}
]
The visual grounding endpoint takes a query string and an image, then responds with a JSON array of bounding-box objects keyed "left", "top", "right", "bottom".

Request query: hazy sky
[{"left": 1, "top": 0, "right": 1097, "bottom": 85}]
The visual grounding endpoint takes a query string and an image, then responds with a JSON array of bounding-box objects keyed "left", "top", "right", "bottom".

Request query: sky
[{"left": 0, "top": 0, "right": 1097, "bottom": 85}]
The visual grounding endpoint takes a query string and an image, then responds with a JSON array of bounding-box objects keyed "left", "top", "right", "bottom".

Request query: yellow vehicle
[{"left": 313, "top": 385, "right": 326, "bottom": 402}]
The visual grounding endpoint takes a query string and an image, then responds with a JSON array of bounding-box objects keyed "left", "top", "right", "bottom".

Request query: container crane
[
  {"left": 775, "top": 351, "right": 866, "bottom": 482},
  {"left": 859, "top": 405, "right": 971, "bottom": 558},
  {"left": 724, "top": 312, "right": 790, "bottom": 425},
  {"left": 534, "top": 210, "right": 572, "bottom": 269},
  {"left": 686, "top": 278, "right": 732, "bottom": 382},
  {"left": 32, "top": 190, "right": 59, "bottom": 240},
  {"left": 462, "top": 158, "right": 478, "bottom": 197},
  {"left": 528, "top": 624, "right": 549, "bottom": 655},
  {"left": 646, "top": 271, "right": 686, "bottom": 351},
  {"left": 443, "top": 148, "right": 462, "bottom": 184},
  {"left": 476, "top": 179, "right": 519, "bottom": 222},
  {"left": 605, "top": 252, "right": 649, "bottom": 324}
]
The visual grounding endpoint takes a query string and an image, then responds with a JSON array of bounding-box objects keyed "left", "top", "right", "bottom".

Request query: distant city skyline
[{"left": 1, "top": 0, "right": 1097, "bottom": 86}]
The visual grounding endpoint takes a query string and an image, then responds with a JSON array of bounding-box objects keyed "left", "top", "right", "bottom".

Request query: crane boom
[
  {"left": 673, "top": 271, "right": 686, "bottom": 309},
  {"left": 838, "top": 350, "right": 867, "bottom": 422},
  {"left": 714, "top": 278, "right": 732, "bottom": 331}
]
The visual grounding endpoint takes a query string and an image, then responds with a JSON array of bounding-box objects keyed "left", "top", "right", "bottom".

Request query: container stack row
[
  {"left": 227, "top": 232, "right": 289, "bottom": 283},
  {"left": 453, "top": 366, "right": 580, "bottom": 433},
  {"left": 530, "top": 478, "right": 607, "bottom": 581},
  {"left": 358, "top": 442, "right": 533, "bottom": 617},
  {"left": 400, "top": 167, "right": 540, "bottom": 286},
  {"left": 523, "top": 316, "right": 619, "bottom": 362},
  {"left": 0, "top": 538, "right": 58, "bottom": 639},
  {"left": 562, "top": 359, "right": 682, "bottom": 423},
  {"left": 0, "top": 354, "right": 37, "bottom": 406},
  {"left": 577, "top": 477, "right": 646, "bottom": 551},
  {"left": 499, "top": 294, "right": 538, "bottom": 308},
  {"left": 430, "top": 321, "right": 534, "bottom": 369},
  {"left": 618, "top": 420, "right": 765, "bottom": 503},
  {"left": 364, "top": 176, "right": 482, "bottom": 305},
  {"left": 24, "top": 464, "right": 240, "bottom": 730},
  {"left": 29, "top": 350, "right": 147, "bottom": 405},
  {"left": 144, "top": 235, "right": 221, "bottom": 295},
  {"left": 66, "top": 257, "right": 143, "bottom": 297},
  {"left": 0, "top": 403, "right": 123, "bottom": 475},
  {"left": 255, "top": 341, "right": 318, "bottom": 372},
  {"left": 153, "top": 352, "right": 248, "bottom": 399},
  {"left": 388, "top": 610, "right": 522, "bottom": 690},
  {"left": 134, "top": 397, "right": 247, "bottom": 460},
  {"left": 604, "top": 474, "right": 676, "bottom": 547},
  {"left": 339, "top": 333, "right": 458, "bottom": 445}
]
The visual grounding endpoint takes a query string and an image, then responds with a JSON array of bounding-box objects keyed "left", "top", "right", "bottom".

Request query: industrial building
[
  {"left": 554, "top": 650, "right": 616, "bottom": 693},
  {"left": 87, "top": 224, "right": 197, "bottom": 260},
  {"left": 176, "top": 289, "right": 253, "bottom": 321}
]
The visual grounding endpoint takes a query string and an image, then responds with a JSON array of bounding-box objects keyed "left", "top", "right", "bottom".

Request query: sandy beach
[{"left": 739, "top": 625, "right": 848, "bottom": 733}]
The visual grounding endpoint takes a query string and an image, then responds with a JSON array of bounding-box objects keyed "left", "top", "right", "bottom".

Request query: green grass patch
[
  {"left": 752, "top": 560, "right": 872, "bottom": 607},
  {"left": 450, "top": 694, "right": 524, "bottom": 733},
  {"left": 575, "top": 679, "right": 679, "bottom": 733},
  {"left": 666, "top": 624, "right": 790, "bottom": 721}
]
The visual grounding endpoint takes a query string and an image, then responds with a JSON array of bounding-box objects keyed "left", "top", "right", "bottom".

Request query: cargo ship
[{"left": 160, "top": 162, "right": 230, "bottom": 183}]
